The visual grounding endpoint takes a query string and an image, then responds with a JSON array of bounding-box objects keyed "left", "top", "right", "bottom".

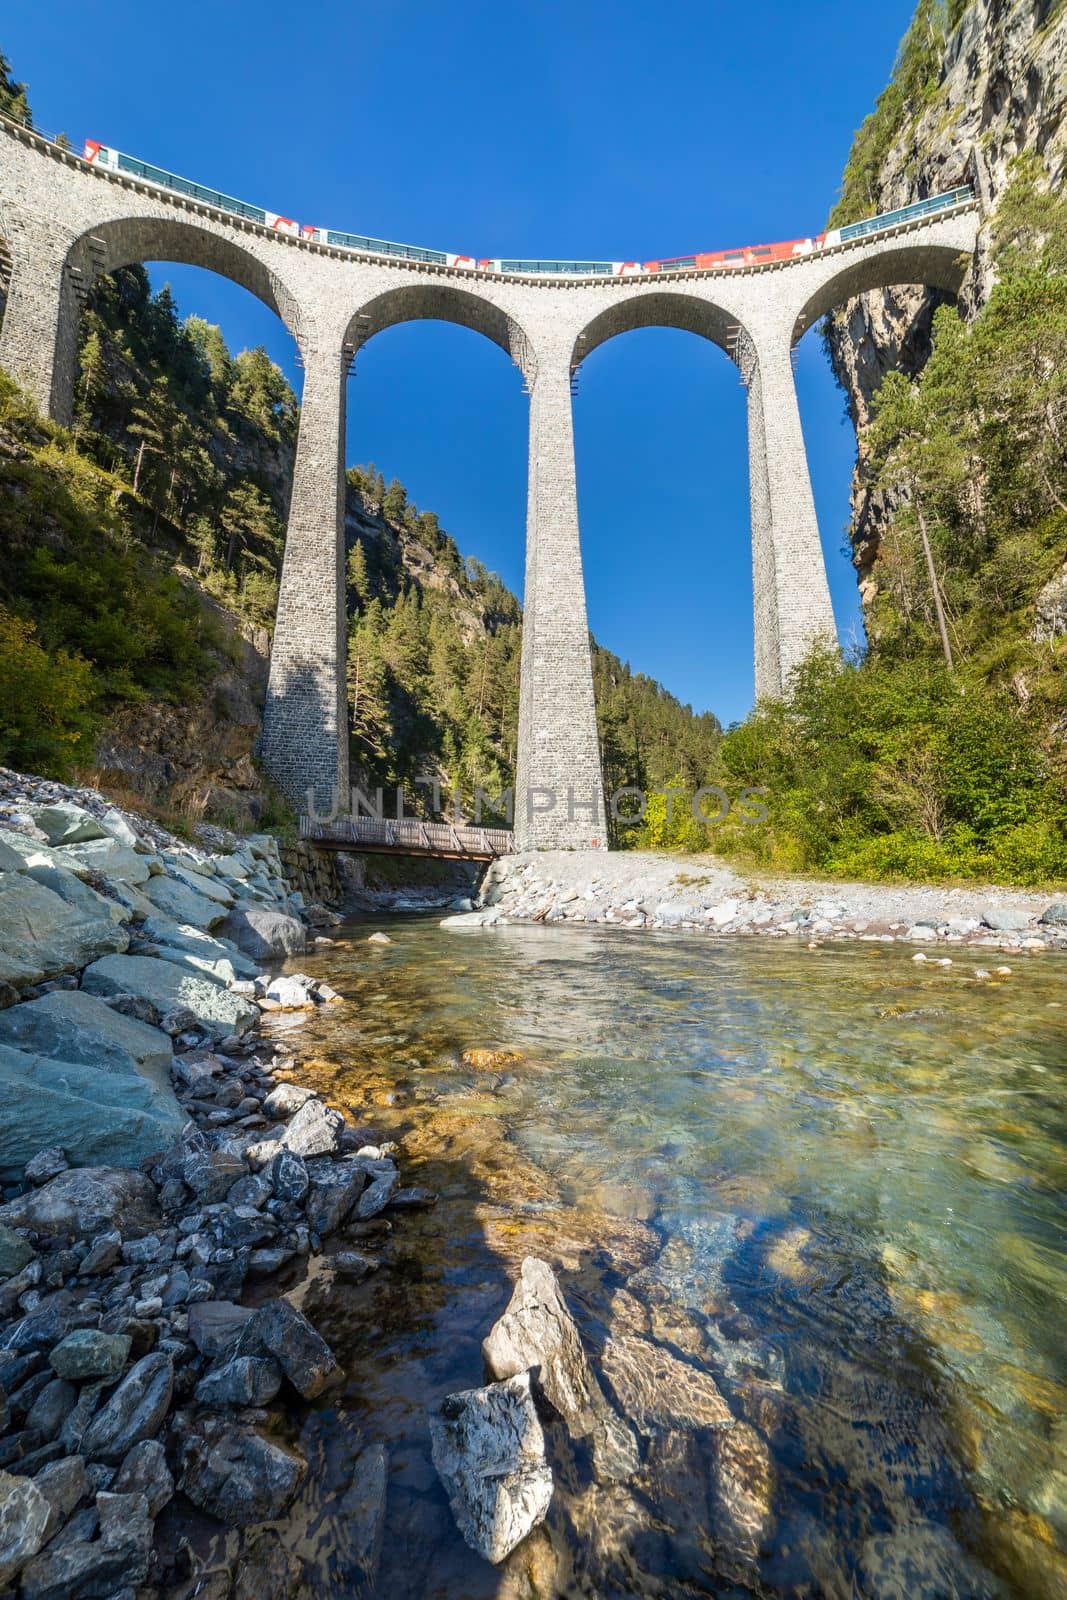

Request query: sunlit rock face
[{"left": 825, "top": 0, "right": 1067, "bottom": 595}]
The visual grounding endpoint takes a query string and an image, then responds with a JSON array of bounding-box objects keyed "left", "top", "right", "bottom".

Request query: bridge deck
[{"left": 299, "top": 815, "right": 514, "bottom": 861}]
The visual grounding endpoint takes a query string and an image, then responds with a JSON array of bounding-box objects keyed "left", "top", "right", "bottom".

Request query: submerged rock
[
  {"left": 429, "top": 1372, "right": 554, "bottom": 1565},
  {"left": 600, "top": 1334, "right": 734, "bottom": 1437}
]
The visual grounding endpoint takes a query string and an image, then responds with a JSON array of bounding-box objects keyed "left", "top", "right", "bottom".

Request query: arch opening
[
  {"left": 341, "top": 311, "right": 529, "bottom": 814},
  {"left": 572, "top": 320, "right": 748, "bottom": 792},
  {"left": 791, "top": 240, "right": 969, "bottom": 341},
  {"left": 572, "top": 290, "right": 742, "bottom": 372}
]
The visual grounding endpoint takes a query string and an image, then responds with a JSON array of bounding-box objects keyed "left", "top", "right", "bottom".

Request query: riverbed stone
[
  {"left": 32, "top": 1454, "right": 88, "bottom": 1531},
  {"left": 57, "top": 837, "right": 153, "bottom": 885},
  {"left": 139, "top": 916, "right": 259, "bottom": 981},
  {"left": 234, "top": 1298, "right": 340, "bottom": 1398},
  {"left": 219, "top": 907, "right": 306, "bottom": 959},
  {"left": 23, "top": 1148, "right": 68, "bottom": 1186},
  {"left": 429, "top": 1372, "right": 553, "bottom": 1565},
  {"left": 19, "top": 1488, "right": 152, "bottom": 1600},
  {"left": 79, "top": 1352, "right": 173, "bottom": 1462},
  {"left": 1039, "top": 902, "right": 1067, "bottom": 926},
  {"left": 0, "top": 874, "right": 129, "bottom": 989},
  {"left": 267, "top": 1148, "right": 310, "bottom": 1204},
  {"left": 980, "top": 906, "right": 1031, "bottom": 932},
  {"left": 179, "top": 1421, "right": 307, "bottom": 1525},
  {"left": 0, "top": 1469, "right": 51, "bottom": 1587},
  {"left": 276, "top": 1098, "right": 345, "bottom": 1158},
  {"left": 50, "top": 1329, "right": 131, "bottom": 1381},
  {"left": 0, "top": 1225, "right": 35, "bottom": 1277},
  {"left": 111, "top": 1438, "right": 173, "bottom": 1515},
  {"left": 0, "top": 1168, "right": 160, "bottom": 1241},
  {"left": 81, "top": 954, "right": 258, "bottom": 1039},
  {"left": 187, "top": 1300, "right": 255, "bottom": 1358},
  {"left": 195, "top": 1354, "right": 283, "bottom": 1407}
]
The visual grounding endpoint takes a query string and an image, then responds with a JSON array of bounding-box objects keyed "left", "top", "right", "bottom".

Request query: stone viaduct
[{"left": 0, "top": 118, "right": 981, "bottom": 848}]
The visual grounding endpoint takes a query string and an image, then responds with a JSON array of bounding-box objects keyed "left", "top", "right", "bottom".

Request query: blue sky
[{"left": 5, "top": 0, "right": 915, "bottom": 726}]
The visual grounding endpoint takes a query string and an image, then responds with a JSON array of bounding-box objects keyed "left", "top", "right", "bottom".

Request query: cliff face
[{"left": 826, "top": 0, "right": 1067, "bottom": 599}]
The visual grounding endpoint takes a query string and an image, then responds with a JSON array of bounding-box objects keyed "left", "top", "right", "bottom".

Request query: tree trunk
[{"left": 916, "top": 504, "right": 954, "bottom": 670}]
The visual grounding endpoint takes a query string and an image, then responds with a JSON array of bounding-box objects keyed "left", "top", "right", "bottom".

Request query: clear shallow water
[{"left": 269, "top": 919, "right": 1065, "bottom": 1598}]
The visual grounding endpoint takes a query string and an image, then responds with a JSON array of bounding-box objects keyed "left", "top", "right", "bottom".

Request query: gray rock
[
  {"left": 0, "top": 1468, "right": 51, "bottom": 1587},
  {"left": 0, "top": 988, "right": 174, "bottom": 1096},
  {"left": 50, "top": 1330, "right": 131, "bottom": 1381},
  {"left": 23, "top": 1148, "right": 68, "bottom": 1186},
  {"left": 277, "top": 1099, "right": 345, "bottom": 1158},
  {"left": 979, "top": 906, "right": 1032, "bottom": 932},
  {"left": 81, "top": 954, "right": 258, "bottom": 1040},
  {"left": 0, "top": 1040, "right": 184, "bottom": 1172},
  {"left": 187, "top": 1300, "right": 255, "bottom": 1357},
  {"left": 261, "top": 1081, "right": 316, "bottom": 1119},
  {"left": 0, "top": 874, "right": 128, "bottom": 990},
  {"left": 194, "top": 1355, "right": 283, "bottom": 1407},
  {"left": 1039, "top": 902, "right": 1067, "bottom": 926},
  {"left": 179, "top": 1422, "right": 307, "bottom": 1525},
  {"left": 32, "top": 1454, "right": 88, "bottom": 1530},
  {"left": 27, "top": 805, "right": 108, "bottom": 847},
  {"left": 355, "top": 1166, "right": 398, "bottom": 1220},
  {"left": 168, "top": 864, "right": 235, "bottom": 907},
  {"left": 79, "top": 1353, "right": 173, "bottom": 1462},
  {"left": 305, "top": 1160, "right": 367, "bottom": 1237},
  {"left": 483, "top": 1256, "right": 638, "bottom": 1481},
  {"left": 21, "top": 865, "right": 126, "bottom": 931},
  {"left": 429, "top": 1372, "right": 553, "bottom": 1564},
  {"left": 267, "top": 1149, "right": 309, "bottom": 1204},
  {"left": 858, "top": 1520, "right": 1004, "bottom": 1599},
  {"left": 234, "top": 1298, "right": 340, "bottom": 1399},
  {"left": 111, "top": 1438, "right": 173, "bottom": 1516},
  {"left": 25, "top": 1377, "right": 77, "bottom": 1440},
  {"left": 56, "top": 837, "right": 153, "bottom": 884},
  {"left": 183, "top": 1150, "right": 248, "bottom": 1204},
  {"left": 332, "top": 1249, "right": 378, "bottom": 1283},
  {"left": 0, "top": 1224, "right": 35, "bottom": 1278},
  {"left": 20, "top": 1488, "right": 152, "bottom": 1600},
  {"left": 98, "top": 809, "right": 145, "bottom": 853},
  {"left": 0, "top": 1169, "right": 160, "bottom": 1242},
  {"left": 139, "top": 916, "right": 259, "bottom": 980},
  {"left": 219, "top": 907, "right": 307, "bottom": 960},
  {"left": 0, "top": 835, "right": 30, "bottom": 872},
  {"left": 78, "top": 1232, "right": 121, "bottom": 1277}
]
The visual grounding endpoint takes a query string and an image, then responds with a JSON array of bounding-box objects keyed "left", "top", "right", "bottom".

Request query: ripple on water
[{"left": 262, "top": 918, "right": 1066, "bottom": 1599}]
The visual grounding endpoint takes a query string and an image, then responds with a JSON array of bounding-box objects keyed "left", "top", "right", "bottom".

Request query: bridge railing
[
  {"left": 299, "top": 814, "right": 515, "bottom": 857},
  {"left": 836, "top": 186, "right": 974, "bottom": 243}
]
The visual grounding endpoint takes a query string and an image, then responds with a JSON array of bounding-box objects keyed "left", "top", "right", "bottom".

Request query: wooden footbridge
[{"left": 299, "top": 815, "right": 515, "bottom": 861}]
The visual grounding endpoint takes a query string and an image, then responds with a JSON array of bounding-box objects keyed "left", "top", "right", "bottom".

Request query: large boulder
[
  {"left": 0, "top": 988, "right": 173, "bottom": 1096},
  {"left": 0, "top": 874, "right": 129, "bottom": 989},
  {"left": 168, "top": 863, "right": 235, "bottom": 907},
  {"left": 56, "top": 837, "right": 154, "bottom": 885},
  {"left": 81, "top": 954, "right": 258, "bottom": 1039},
  {"left": 26, "top": 803, "right": 108, "bottom": 847},
  {"left": 220, "top": 906, "right": 306, "bottom": 960},
  {"left": 143, "top": 874, "right": 227, "bottom": 931},
  {"left": 483, "top": 1256, "right": 638, "bottom": 1481},
  {"left": 429, "top": 1372, "right": 554, "bottom": 1564},
  {"left": 0, "top": 1040, "right": 185, "bottom": 1173},
  {"left": 0, "top": 1167, "right": 160, "bottom": 1240},
  {"left": 21, "top": 864, "right": 126, "bottom": 929},
  {"left": 138, "top": 917, "right": 259, "bottom": 981}
]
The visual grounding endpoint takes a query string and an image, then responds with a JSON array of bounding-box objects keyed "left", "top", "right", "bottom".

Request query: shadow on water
[{"left": 231, "top": 917, "right": 1064, "bottom": 1599}]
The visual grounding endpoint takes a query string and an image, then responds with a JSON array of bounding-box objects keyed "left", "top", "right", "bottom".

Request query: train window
[
  {"left": 724, "top": 251, "right": 743, "bottom": 261},
  {"left": 753, "top": 247, "right": 772, "bottom": 257}
]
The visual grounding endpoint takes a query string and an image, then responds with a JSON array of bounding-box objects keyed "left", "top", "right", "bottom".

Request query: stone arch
[
  {"left": 790, "top": 239, "right": 970, "bottom": 340},
  {"left": 66, "top": 214, "right": 305, "bottom": 341},
  {"left": 343, "top": 281, "right": 535, "bottom": 382},
  {"left": 571, "top": 290, "right": 747, "bottom": 371}
]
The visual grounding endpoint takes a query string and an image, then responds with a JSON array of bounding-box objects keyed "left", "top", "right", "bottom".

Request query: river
[{"left": 264, "top": 917, "right": 1065, "bottom": 1598}]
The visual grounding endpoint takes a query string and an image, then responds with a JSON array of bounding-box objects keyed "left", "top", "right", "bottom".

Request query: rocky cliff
[{"left": 826, "top": 0, "right": 1067, "bottom": 599}]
